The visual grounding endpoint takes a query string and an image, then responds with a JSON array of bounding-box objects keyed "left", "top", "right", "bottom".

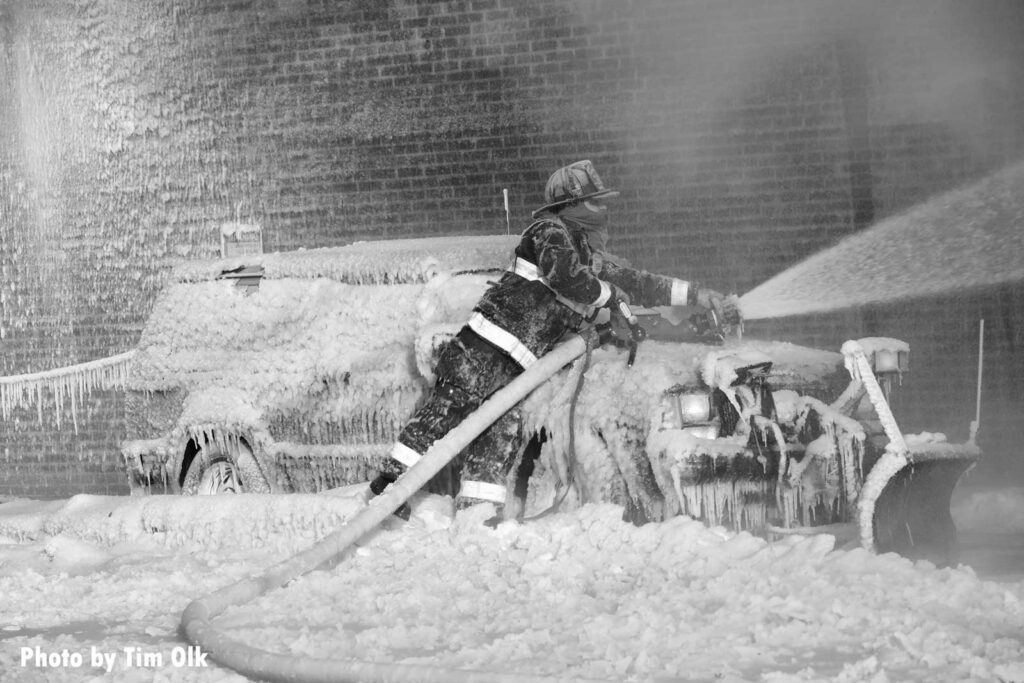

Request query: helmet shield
[{"left": 532, "top": 160, "right": 620, "bottom": 218}]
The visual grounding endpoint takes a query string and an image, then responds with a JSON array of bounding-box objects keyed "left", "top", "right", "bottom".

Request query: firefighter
[{"left": 371, "top": 159, "right": 731, "bottom": 523}]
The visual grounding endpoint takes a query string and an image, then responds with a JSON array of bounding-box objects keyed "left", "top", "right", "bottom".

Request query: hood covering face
[{"left": 559, "top": 202, "right": 610, "bottom": 253}]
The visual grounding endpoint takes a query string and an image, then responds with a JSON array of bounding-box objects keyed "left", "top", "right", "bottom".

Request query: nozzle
[{"left": 616, "top": 299, "right": 637, "bottom": 326}]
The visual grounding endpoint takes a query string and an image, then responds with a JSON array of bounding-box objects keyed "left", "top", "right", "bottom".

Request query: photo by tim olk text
[{"left": 20, "top": 645, "right": 209, "bottom": 673}]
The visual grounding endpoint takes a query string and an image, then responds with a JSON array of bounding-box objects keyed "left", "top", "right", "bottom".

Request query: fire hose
[{"left": 180, "top": 332, "right": 619, "bottom": 683}]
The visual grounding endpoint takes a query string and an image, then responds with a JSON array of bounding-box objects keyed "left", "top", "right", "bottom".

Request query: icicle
[
  {"left": 669, "top": 464, "right": 686, "bottom": 518},
  {"left": 0, "top": 351, "right": 136, "bottom": 433},
  {"left": 673, "top": 479, "right": 772, "bottom": 532}
]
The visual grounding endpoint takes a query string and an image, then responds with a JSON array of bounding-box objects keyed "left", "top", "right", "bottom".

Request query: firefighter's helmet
[{"left": 532, "top": 160, "right": 620, "bottom": 218}]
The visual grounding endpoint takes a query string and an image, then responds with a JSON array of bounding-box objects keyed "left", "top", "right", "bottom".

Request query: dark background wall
[{"left": 1, "top": 0, "right": 1022, "bottom": 497}]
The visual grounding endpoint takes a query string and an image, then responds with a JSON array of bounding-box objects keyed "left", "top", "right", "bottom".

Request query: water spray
[{"left": 738, "top": 161, "right": 1024, "bottom": 321}]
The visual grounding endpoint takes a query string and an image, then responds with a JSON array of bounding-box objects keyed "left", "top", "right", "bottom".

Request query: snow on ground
[{"left": 1, "top": 486, "right": 1023, "bottom": 683}]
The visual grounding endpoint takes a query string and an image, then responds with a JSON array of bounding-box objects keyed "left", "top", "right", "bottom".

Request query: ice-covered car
[{"left": 121, "top": 235, "right": 980, "bottom": 561}]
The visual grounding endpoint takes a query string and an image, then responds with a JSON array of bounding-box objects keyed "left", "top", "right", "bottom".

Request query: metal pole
[
  {"left": 503, "top": 188, "right": 510, "bottom": 235},
  {"left": 969, "top": 318, "right": 984, "bottom": 445}
]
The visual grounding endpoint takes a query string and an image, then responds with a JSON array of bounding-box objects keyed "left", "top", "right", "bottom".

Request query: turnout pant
[{"left": 388, "top": 326, "right": 528, "bottom": 506}]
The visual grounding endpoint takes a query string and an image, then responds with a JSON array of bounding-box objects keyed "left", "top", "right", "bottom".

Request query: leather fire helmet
[{"left": 533, "top": 159, "right": 620, "bottom": 218}]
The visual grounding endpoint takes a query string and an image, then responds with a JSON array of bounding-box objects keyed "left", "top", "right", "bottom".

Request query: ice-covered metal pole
[{"left": 843, "top": 341, "right": 909, "bottom": 552}]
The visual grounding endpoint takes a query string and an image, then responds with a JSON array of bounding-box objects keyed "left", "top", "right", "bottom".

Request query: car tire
[{"left": 181, "top": 440, "right": 270, "bottom": 495}]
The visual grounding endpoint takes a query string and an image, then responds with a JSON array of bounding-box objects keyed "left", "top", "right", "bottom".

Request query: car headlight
[
  {"left": 659, "top": 392, "right": 714, "bottom": 429},
  {"left": 678, "top": 392, "right": 713, "bottom": 424}
]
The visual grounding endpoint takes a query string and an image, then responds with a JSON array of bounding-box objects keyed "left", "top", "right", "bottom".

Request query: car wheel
[{"left": 181, "top": 441, "right": 269, "bottom": 495}]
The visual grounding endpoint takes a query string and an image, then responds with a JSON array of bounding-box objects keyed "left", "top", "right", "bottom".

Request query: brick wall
[
  {"left": 0, "top": 390, "right": 128, "bottom": 496},
  {"left": 2, "top": 0, "right": 1023, "bottom": 497}
]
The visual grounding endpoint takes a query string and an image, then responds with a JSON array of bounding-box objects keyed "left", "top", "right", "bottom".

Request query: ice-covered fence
[{"left": 0, "top": 351, "right": 136, "bottom": 432}]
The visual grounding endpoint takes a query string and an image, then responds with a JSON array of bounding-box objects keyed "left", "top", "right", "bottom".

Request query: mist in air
[{"left": 740, "top": 161, "right": 1024, "bottom": 320}]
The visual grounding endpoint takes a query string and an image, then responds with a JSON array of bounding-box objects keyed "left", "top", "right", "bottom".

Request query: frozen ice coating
[
  {"left": 851, "top": 337, "right": 910, "bottom": 355},
  {"left": 219, "top": 221, "right": 261, "bottom": 238},
  {"left": 0, "top": 235, "right": 517, "bottom": 433},
  {"left": 791, "top": 395, "right": 866, "bottom": 507},
  {"left": 700, "top": 349, "right": 774, "bottom": 420},
  {"left": 171, "top": 234, "right": 520, "bottom": 285},
  {"left": 739, "top": 160, "right": 1024, "bottom": 320},
  {"left": 0, "top": 351, "right": 135, "bottom": 433},
  {"left": 513, "top": 339, "right": 856, "bottom": 527},
  {"left": 127, "top": 237, "right": 520, "bottom": 451}
]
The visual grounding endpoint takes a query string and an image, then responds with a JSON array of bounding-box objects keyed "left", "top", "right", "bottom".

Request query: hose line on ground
[{"left": 181, "top": 333, "right": 616, "bottom": 683}]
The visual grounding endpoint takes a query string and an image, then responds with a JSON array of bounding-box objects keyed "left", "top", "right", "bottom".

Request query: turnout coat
[{"left": 472, "top": 213, "right": 696, "bottom": 365}]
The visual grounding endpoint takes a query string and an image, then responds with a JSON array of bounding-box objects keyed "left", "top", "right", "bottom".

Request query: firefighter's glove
[
  {"left": 697, "top": 288, "right": 743, "bottom": 328},
  {"left": 695, "top": 286, "right": 726, "bottom": 312},
  {"left": 718, "top": 294, "right": 743, "bottom": 329},
  {"left": 595, "top": 321, "right": 618, "bottom": 347}
]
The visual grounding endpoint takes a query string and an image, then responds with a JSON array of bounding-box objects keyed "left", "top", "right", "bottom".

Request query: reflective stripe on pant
[{"left": 459, "top": 480, "right": 507, "bottom": 504}]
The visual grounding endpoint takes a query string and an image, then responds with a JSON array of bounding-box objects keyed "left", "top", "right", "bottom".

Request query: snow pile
[
  {"left": 903, "top": 432, "right": 982, "bottom": 461},
  {"left": 218, "top": 500, "right": 1024, "bottom": 682},
  {"left": 0, "top": 493, "right": 365, "bottom": 553},
  {"left": 1, "top": 490, "right": 1022, "bottom": 682},
  {"left": 0, "top": 498, "right": 65, "bottom": 542}
]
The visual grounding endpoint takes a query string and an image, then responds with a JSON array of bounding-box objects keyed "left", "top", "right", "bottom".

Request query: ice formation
[
  {"left": 122, "top": 235, "right": 518, "bottom": 492},
  {"left": 0, "top": 351, "right": 135, "bottom": 432},
  {"left": 521, "top": 340, "right": 851, "bottom": 529},
  {"left": 219, "top": 221, "right": 261, "bottom": 239},
  {"left": 171, "top": 234, "right": 518, "bottom": 285},
  {"left": 123, "top": 229, "right": 890, "bottom": 543},
  {"left": 0, "top": 492, "right": 366, "bottom": 552},
  {"left": 128, "top": 238, "right": 514, "bottom": 445}
]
